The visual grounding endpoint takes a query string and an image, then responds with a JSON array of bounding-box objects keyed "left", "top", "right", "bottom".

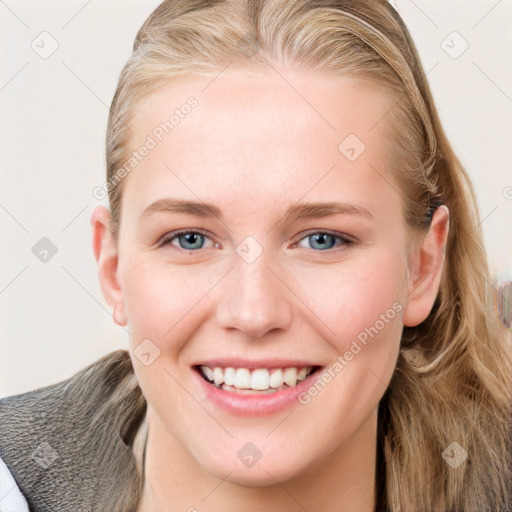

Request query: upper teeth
[{"left": 199, "top": 365, "right": 313, "bottom": 391}]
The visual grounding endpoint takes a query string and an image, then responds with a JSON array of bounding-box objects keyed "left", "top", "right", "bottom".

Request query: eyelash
[{"left": 158, "top": 229, "right": 355, "bottom": 252}]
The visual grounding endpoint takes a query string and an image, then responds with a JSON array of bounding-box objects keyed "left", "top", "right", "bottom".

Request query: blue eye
[
  {"left": 297, "top": 232, "right": 352, "bottom": 251},
  {"left": 159, "top": 230, "right": 352, "bottom": 253},
  {"left": 160, "top": 230, "right": 213, "bottom": 250},
  {"left": 176, "top": 232, "right": 205, "bottom": 250}
]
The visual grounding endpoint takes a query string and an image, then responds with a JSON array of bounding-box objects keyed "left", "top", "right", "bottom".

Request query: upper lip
[{"left": 193, "top": 358, "right": 324, "bottom": 370}]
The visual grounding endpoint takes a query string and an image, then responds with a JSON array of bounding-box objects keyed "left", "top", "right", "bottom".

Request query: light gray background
[{"left": 1, "top": 0, "right": 511, "bottom": 398}]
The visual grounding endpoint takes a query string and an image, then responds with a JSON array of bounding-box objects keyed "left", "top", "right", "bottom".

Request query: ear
[
  {"left": 402, "top": 205, "right": 450, "bottom": 327},
  {"left": 90, "top": 206, "right": 127, "bottom": 326}
]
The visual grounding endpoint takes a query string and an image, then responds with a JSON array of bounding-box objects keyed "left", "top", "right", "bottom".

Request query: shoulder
[
  {"left": 0, "top": 456, "right": 29, "bottom": 512},
  {"left": 0, "top": 349, "right": 136, "bottom": 442},
  {"left": 0, "top": 350, "right": 145, "bottom": 512}
]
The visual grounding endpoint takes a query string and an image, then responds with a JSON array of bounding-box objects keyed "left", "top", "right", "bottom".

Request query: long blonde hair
[{"left": 95, "top": 1, "right": 512, "bottom": 510}]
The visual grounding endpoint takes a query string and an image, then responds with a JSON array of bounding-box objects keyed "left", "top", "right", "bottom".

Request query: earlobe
[
  {"left": 402, "top": 205, "right": 450, "bottom": 327},
  {"left": 90, "top": 206, "right": 127, "bottom": 326},
  {"left": 113, "top": 303, "right": 128, "bottom": 327}
]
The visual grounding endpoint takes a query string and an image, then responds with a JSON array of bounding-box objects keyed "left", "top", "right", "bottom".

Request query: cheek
[
  {"left": 120, "top": 256, "right": 219, "bottom": 345},
  {"left": 297, "top": 247, "right": 407, "bottom": 357},
  {"left": 120, "top": 257, "right": 215, "bottom": 411},
  {"left": 292, "top": 250, "right": 406, "bottom": 431}
]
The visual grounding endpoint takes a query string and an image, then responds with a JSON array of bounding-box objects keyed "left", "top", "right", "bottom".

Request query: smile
[
  {"left": 196, "top": 365, "right": 319, "bottom": 393},
  {"left": 192, "top": 362, "right": 324, "bottom": 417}
]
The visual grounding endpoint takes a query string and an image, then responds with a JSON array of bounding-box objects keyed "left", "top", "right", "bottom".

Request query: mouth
[{"left": 193, "top": 364, "right": 323, "bottom": 395}]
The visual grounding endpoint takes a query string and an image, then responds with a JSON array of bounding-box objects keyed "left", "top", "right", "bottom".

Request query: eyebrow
[
  {"left": 140, "top": 198, "right": 374, "bottom": 222},
  {"left": 141, "top": 198, "right": 222, "bottom": 219},
  {"left": 282, "top": 201, "right": 374, "bottom": 222}
]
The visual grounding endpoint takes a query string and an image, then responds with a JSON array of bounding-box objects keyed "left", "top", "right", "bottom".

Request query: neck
[{"left": 137, "top": 408, "right": 378, "bottom": 512}]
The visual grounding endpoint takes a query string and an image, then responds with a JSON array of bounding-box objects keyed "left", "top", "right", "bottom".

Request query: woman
[{"left": 1, "top": 1, "right": 510, "bottom": 511}]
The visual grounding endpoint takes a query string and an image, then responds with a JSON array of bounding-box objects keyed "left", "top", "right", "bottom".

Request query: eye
[
  {"left": 294, "top": 231, "right": 353, "bottom": 251},
  {"left": 159, "top": 230, "right": 217, "bottom": 251}
]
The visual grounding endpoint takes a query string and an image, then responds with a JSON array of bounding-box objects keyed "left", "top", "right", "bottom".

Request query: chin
[{"left": 196, "top": 448, "right": 314, "bottom": 487}]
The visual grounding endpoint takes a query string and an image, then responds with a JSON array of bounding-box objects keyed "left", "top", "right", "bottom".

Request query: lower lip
[{"left": 193, "top": 367, "right": 322, "bottom": 417}]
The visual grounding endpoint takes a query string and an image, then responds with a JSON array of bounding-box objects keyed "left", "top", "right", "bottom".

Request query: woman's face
[{"left": 98, "top": 69, "right": 441, "bottom": 485}]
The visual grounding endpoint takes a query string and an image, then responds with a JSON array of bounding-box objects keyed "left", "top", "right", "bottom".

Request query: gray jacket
[{"left": 0, "top": 350, "right": 146, "bottom": 512}]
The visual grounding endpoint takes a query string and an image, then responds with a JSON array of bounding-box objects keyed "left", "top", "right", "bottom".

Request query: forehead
[
  {"left": 130, "top": 68, "right": 392, "bottom": 148},
  {"left": 123, "top": 68, "right": 398, "bottom": 221}
]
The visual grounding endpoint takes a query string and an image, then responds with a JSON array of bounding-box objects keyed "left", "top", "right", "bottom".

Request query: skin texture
[{"left": 91, "top": 68, "right": 449, "bottom": 512}]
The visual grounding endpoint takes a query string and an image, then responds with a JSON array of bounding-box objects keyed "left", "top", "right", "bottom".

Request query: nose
[{"left": 215, "top": 253, "right": 293, "bottom": 339}]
